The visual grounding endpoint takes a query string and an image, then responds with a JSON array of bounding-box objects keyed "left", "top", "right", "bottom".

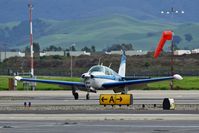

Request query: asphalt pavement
[
  {"left": 0, "top": 90, "right": 199, "bottom": 133},
  {"left": 1, "top": 90, "right": 199, "bottom": 105},
  {"left": 0, "top": 120, "right": 199, "bottom": 133}
]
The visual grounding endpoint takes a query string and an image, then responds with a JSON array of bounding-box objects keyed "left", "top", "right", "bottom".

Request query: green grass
[
  {"left": 0, "top": 76, "right": 80, "bottom": 91},
  {"left": 148, "top": 76, "right": 199, "bottom": 90},
  {"left": 0, "top": 76, "right": 199, "bottom": 90},
  {"left": 0, "top": 76, "right": 11, "bottom": 90}
]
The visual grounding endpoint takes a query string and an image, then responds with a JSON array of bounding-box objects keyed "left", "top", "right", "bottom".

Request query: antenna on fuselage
[
  {"left": 98, "top": 57, "right": 101, "bottom": 65},
  {"left": 109, "top": 63, "right": 112, "bottom": 68}
]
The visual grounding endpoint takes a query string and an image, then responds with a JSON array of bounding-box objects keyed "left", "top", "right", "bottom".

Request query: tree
[
  {"left": 173, "top": 35, "right": 182, "bottom": 44},
  {"left": 44, "top": 45, "right": 62, "bottom": 51},
  {"left": 33, "top": 42, "right": 40, "bottom": 57},
  {"left": 70, "top": 45, "right": 76, "bottom": 51},
  {"left": 184, "top": 34, "right": 193, "bottom": 42},
  {"left": 81, "top": 46, "right": 91, "bottom": 52},
  {"left": 173, "top": 43, "right": 179, "bottom": 50},
  {"left": 106, "top": 43, "right": 134, "bottom": 51},
  {"left": 91, "top": 45, "right": 96, "bottom": 52},
  {"left": 24, "top": 42, "right": 40, "bottom": 57},
  {"left": 33, "top": 42, "right": 40, "bottom": 53},
  {"left": 121, "top": 43, "right": 133, "bottom": 50},
  {"left": 25, "top": 46, "right": 30, "bottom": 57},
  {"left": 48, "top": 45, "right": 57, "bottom": 51}
]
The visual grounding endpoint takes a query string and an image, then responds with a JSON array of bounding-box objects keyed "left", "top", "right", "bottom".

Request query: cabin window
[
  {"left": 89, "top": 66, "right": 104, "bottom": 73},
  {"left": 105, "top": 67, "right": 113, "bottom": 75}
]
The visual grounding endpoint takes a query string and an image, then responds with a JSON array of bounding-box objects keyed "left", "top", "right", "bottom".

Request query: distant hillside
[
  {"left": 0, "top": 0, "right": 199, "bottom": 23},
  {"left": 0, "top": 15, "right": 198, "bottom": 51}
]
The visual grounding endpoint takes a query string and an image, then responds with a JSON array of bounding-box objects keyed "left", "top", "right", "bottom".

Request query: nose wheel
[
  {"left": 121, "top": 87, "right": 128, "bottom": 94},
  {"left": 86, "top": 93, "right": 90, "bottom": 100}
]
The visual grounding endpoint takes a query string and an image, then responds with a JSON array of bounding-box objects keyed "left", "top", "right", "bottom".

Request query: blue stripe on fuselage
[{"left": 94, "top": 75, "right": 121, "bottom": 80}]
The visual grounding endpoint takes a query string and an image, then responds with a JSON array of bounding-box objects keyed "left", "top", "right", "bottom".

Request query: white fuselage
[
  {"left": 85, "top": 75, "right": 117, "bottom": 89},
  {"left": 81, "top": 65, "right": 121, "bottom": 90}
]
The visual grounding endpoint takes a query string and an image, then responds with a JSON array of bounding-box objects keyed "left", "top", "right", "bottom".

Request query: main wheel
[
  {"left": 73, "top": 92, "right": 79, "bottom": 100},
  {"left": 86, "top": 93, "right": 90, "bottom": 100}
]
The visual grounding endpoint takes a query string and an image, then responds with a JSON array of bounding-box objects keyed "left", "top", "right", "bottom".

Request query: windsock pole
[
  {"left": 28, "top": 0, "right": 34, "bottom": 77},
  {"left": 28, "top": 0, "right": 35, "bottom": 90},
  {"left": 154, "top": 30, "right": 174, "bottom": 90}
]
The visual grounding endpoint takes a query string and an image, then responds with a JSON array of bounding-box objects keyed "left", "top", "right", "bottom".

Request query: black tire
[
  {"left": 163, "top": 98, "right": 170, "bottom": 110},
  {"left": 73, "top": 92, "right": 79, "bottom": 100},
  {"left": 86, "top": 93, "right": 90, "bottom": 100}
]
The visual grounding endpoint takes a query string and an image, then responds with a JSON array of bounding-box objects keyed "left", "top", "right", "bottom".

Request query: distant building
[
  {"left": 192, "top": 49, "right": 199, "bottom": 54},
  {"left": 41, "top": 51, "right": 64, "bottom": 56},
  {"left": 0, "top": 52, "right": 25, "bottom": 62},
  {"left": 106, "top": 50, "right": 148, "bottom": 56},
  {"left": 40, "top": 51, "right": 91, "bottom": 57},
  {"left": 174, "top": 50, "right": 191, "bottom": 55},
  {"left": 0, "top": 50, "right": 91, "bottom": 62},
  {"left": 68, "top": 51, "right": 91, "bottom": 56}
]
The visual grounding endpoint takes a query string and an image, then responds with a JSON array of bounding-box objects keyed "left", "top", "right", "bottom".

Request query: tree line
[{"left": 23, "top": 43, "right": 135, "bottom": 55}]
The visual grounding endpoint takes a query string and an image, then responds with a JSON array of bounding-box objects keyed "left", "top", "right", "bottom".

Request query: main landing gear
[
  {"left": 72, "top": 87, "right": 79, "bottom": 100},
  {"left": 72, "top": 90, "right": 90, "bottom": 100},
  {"left": 86, "top": 93, "right": 90, "bottom": 100},
  {"left": 73, "top": 92, "right": 79, "bottom": 100}
]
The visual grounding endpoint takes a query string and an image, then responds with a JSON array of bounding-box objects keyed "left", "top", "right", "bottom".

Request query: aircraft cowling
[
  {"left": 154, "top": 30, "right": 173, "bottom": 58},
  {"left": 81, "top": 73, "right": 91, "bottom": 78},
  {"left": 81, "top": 73, "right": 95, "bottom": 79}
]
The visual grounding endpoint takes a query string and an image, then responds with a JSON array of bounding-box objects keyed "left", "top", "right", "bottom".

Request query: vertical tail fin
[{"left": 118, "top": 50, "right": 126, "bottom": 77}]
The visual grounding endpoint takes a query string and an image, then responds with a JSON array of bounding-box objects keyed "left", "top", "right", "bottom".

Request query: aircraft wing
[
  {"left": 15, "top": 76, "right": 85, "bottom": 88},
  {"left": 102, "top": 74, "right": 182, "bottom": 88}
]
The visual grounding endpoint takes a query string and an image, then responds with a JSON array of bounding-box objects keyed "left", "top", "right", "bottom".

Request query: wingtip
[
  {"left": 15, "top": 76, "right": 22, "bottom": 81},
  {"left": 173, "top": 74, "right": 183, "bottom": 80}
]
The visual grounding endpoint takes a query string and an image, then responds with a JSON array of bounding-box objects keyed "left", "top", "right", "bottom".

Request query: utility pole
[
  {"left": 0, "top": 46, "right": 1, "bottom": 62},
  {"left": 4, "top": 44, "right": 7, "bottom": 61},
  {"left": 70, "top": 53, "right": 73, "bottom": 77},
  {"left": 161, "top": 7, "right": 184, "bottom": 90},
  {"left": 28, "top": 0, "right": 35, "bottom": 90},
  {"left": 70, "top": 43, "right": 76, "bottom": 77}
]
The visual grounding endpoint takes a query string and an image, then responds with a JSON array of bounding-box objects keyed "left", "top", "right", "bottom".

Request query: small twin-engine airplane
[{"left": 15, "top": 50, "right": 183, "bottom": 100}]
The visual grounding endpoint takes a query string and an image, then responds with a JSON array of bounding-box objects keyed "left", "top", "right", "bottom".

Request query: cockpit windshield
[
  {"left": 88, "top": 65, "right": 118, "bottom": 76},
  {"left": 89, "top": 66, "right": 104, "bottom": 73}
]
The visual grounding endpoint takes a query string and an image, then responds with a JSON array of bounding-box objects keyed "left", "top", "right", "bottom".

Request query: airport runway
[
  {"left": 0, "top": 90, "right": 199, "bottom": 105},
  {"left": 0, "top": 119, "right": 199, "bottom": 133},
  {"left": 0, "top": 90, "right": 199, "bottom": 133},
  {"left": 0, "top": 90, "right": 198, "bottom": 114}
]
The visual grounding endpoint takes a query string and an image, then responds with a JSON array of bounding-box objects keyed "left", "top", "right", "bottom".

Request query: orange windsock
[{"left": 154, "top": 31, "right": 173, "bottom": 58}]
